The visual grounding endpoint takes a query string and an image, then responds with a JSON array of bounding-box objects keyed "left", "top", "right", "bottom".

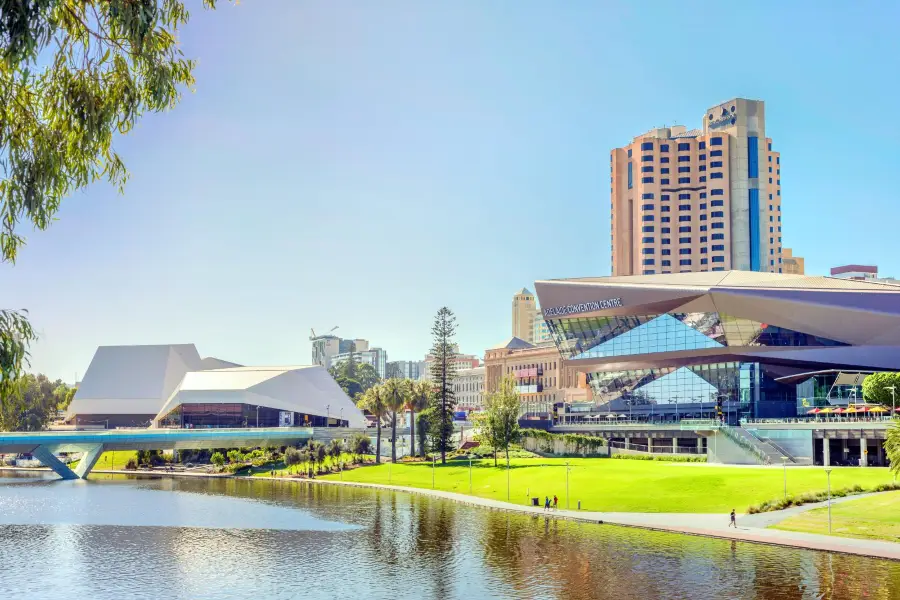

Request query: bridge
[{"left": 0, "top": 427, "right": 363, "bottom": 480}]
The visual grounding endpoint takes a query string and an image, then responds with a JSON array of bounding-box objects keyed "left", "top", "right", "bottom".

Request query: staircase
[{"left": 719, "top": 425, "right": 793, "bottom": 465}]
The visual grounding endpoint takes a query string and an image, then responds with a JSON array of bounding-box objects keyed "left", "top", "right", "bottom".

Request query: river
[{"left": 0, "top": 472, "right": 897, "bottom": 599}]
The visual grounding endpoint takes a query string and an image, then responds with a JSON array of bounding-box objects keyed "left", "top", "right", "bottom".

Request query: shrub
[
  {"left": 611, "top": 453, "right": 706, "bottom": 463},
  {"left": 124, "top": 458, "right": 137, "bottom": 470},
  {"left": 746, "top": 481, "right": 900, "bottom": 514},
  {"left": 210, "top": 452, "right": 225, "bottom": 468}
]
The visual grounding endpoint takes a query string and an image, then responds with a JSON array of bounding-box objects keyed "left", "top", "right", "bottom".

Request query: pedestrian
[
  {"left": 544, "top": 496, "right": 550, "bottom": 511},
  {"left": 553, "top": 495, "right": 558, "bottom": 510},
  {"left": 729, "top": 509, "right": 737, "bottom": 528}
]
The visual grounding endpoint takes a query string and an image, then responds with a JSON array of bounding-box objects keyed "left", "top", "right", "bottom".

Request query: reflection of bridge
[{"left": 0, "top": 427, "right": 362, "bottom": 480}]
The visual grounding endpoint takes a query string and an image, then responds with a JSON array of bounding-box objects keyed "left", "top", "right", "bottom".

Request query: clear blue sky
[{"left": 5, "top": 1, "right": 900, "bottom": 382}]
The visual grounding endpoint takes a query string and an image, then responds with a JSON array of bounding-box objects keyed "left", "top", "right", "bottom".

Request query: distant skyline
[{"left": 4, "top": 1, "right": 900, "bottom": 381}]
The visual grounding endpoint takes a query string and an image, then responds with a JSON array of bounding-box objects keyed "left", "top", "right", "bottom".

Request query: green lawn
[
  {"left": 318, "top": 457, "right": 896, "bottom": 513},
  {"left": 71, "top": 450, "right": 137, "bottom": 471},
  {"left": 772, "top": 491, "right": 900, "bottom": 542}
]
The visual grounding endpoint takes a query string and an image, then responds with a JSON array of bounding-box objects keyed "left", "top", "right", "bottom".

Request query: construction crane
[{"left": 309, "top": 326, "right": 339, "bottom": 340}]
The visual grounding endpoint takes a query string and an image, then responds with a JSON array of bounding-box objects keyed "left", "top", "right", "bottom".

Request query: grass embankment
[
  {"left": 71, "top": 450, "right": 137, "bottom": 471},
  {"left": 319, "top": 457, "right": 895, "bottom": 514},
  {"left": 773, "top": 491, "right": 900, "bottom": 542}
]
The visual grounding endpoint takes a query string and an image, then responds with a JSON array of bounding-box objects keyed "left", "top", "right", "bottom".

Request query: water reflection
[{"left": 0, "top": 472, "right": 898, "bottom": 599}]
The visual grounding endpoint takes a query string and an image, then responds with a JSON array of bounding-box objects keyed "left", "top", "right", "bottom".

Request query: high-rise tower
[{"left": 611, "top": 98, "right": 782, "bottom": 276}]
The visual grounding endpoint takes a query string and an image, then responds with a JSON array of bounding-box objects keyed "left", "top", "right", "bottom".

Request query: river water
[{"left": 0, "top": 472, "right": 897, "bottom": 599}]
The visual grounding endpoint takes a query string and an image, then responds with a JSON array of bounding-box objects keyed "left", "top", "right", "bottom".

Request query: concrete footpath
[{"left": 284, "top": 477, "right": 900, "bottom": 562}]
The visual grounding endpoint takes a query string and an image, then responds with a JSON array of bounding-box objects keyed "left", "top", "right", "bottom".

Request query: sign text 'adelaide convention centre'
[{"left": 543, "top": 298, "right": 623, "bottom": 317}]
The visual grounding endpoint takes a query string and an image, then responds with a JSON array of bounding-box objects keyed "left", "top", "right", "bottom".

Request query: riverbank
[{"left": 7, "top": 464, "right": 899, "bottom": 561}]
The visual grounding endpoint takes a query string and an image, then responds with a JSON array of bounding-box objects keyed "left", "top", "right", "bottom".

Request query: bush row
[{"left": 746, "top": 481, "right": 900, "bottom": 514}]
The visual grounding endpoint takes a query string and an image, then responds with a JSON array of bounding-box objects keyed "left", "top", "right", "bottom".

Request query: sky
[{"left": 4, "top": 1, "right": 900, "bottom": 382}]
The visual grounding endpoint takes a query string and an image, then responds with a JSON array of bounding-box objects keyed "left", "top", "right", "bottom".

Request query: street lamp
[
  {"left": 565, "top": 461, "right": 571, "bottom": 509},
  {"left": 781, "top": 456, "right": 789, "bottom": 500},
  {"left": 887, "top": 386, "right": 896, "bottom": 418},
  {"left": 469, "top": 453, "right": 473, "bottom": 494},
  {"left": 340, "top": 408, "right": 344, "bottom": 428},
  {"left": 432, "top": 454, "right": 436, "bottom": 489},
  {"left": 256, "top": 405, "right": 260, "bottom": 428},
  {"left": 824, "top": 468, "right": 833, "bottom": 534},
  {"left": 326, "top": 404, "right": 330, "bottom": 428}
]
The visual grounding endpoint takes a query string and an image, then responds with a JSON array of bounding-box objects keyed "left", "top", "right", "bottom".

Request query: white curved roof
[{"left": 153, "top": 365, "right": 366, "bottom": 428}]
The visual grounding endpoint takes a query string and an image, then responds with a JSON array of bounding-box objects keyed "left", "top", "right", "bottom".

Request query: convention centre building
[{"left": 534, "top": 271, "right": 900, "bottom": 421}]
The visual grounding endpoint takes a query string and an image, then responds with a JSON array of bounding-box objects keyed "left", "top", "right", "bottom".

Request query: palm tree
[
  {"left": 407, "top": 380, "right": 433, "bottom": 458},
  {"left": 382, "top": 379, "right": 406, "bottom": 463},
  {"left": 358, "top": 386, "right": 387, "bottom": 464}
]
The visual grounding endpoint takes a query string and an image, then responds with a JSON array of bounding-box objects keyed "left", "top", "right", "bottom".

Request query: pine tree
[{"left": 429, "top": 307, "right": 458, "bottom": 464}]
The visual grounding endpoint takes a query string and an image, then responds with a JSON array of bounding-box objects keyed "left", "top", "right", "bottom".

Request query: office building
[
  {"left": 782, "top": 248, "right": 804, "bottom": 275},
  {"left": 831, "top": 265, "right": 878, "bottom": 281},
  {"left": 512, "top": 288, "right": 538, "bottom": 343},
  {"left": 611, "top": 98, "right": 782, "bottom": 276},
  {"left": 533, "top": 313, "right": 553, "bottom": 344},
  {"left": 421, "top": 346, "right": 481, "bottom": 381},
  {"left": 454, "top": 366, "right": 485, "bottom": 410},
  {"left": 310, "top": 333, "right": 371, "bottom": 370},
  {"left": 385, "top": 360, "right": 426, "bottom": 380},
  {"left": 535, "top": 271, "right": 900, "bottom": 421},
  {"left": 331, "top": 347, "right": 388, "bottom": 379}
]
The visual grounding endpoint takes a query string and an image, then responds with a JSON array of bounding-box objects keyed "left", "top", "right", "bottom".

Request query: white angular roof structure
[
  {"left": 153, "top": 365, "right": 366, "bottom": 428},
  {"left": 66, "top": 344, "right": 213, "bottom": 421}
]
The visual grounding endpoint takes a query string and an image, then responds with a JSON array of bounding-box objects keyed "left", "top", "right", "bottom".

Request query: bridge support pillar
[
  {"left": 822, "top": 438, "right": 830, "bottom": 467},
  {"left": 74, "top": 444, "right": 106, "bottom": 478},
  {"left": 860, "top": 436, "right": 868, "bottom": 467},
  {"left": 877, "top": 442, "right": 884, "bottom": 466},
  {"left": 31, "top": 446, "right": 78, "bottom": 480},
  {"left": 697, "top": 438, "right": 704, "bottom": 453},
  {"left": 624, "top": 438, "right": 630, "bottom": 450},
  {"left": 672, "top": 438, "right": 678, "bottom": 453}
]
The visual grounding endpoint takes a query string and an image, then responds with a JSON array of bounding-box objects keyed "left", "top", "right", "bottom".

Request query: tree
[
  {"left": 355, "top": 363, "right": 380, "bottom": 394},
  {"left": 349, "top": 432, "right": 372, "bottom": 462},
  {"left": 284, "top": 446, "right": 302, "bottom": 474},
  {"left": 382, "top": 379, "right": 407, "bottom": 463},
  {"left": 226, "top": 449, "right": 242, "bottom": 464},
  {"left": 429, "top": 307, "right": 458, "bottom": 464},
  {"left": 357, "top": 385, "right": 387, "bottom": 464},
  {"left": 406, "top": 380, "right": 432, "bottom": 458},
  {"left": 0, "top": 0, "right": 229, "bottom": 410},
  {"left": 887, "top": 422, "right": 900, "bottom": 477},
  {"left": 210, "top": 452, "right": 225, "bottom": 469},
  {"left": 328, "top": 351, "right": 380, "bottom": 399},
  {"left": 479, "top": 375, "right": 522, "bottom": 467},
  {"left": 0, "top": 373, "right": 73, "bottom": 431},
  {"left": 863, "top": 372, "right": 900, "bottom": 409},
  {"left": 416, "top": 404, "right": 436, "bottom": 458},
  {"left": 328, "top": 438, "right": 343, "bottom": 467}
]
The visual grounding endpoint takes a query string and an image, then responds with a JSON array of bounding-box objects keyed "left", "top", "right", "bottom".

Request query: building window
[
  {"left": 660, "top": 144, "right": 669, "bottom": 152},
  {"left": 661, "top": 227, "right": 670, "bottom": 233},
  {"left": 660, "top": 205, "right": 670, "bottom": 212},
  {"left": 661, "top": 260, "right": 671, "bottom": 266},
  {"left": 699, "top": 176, "right": 706, "bottom": 182},
  {"left": 641, "top": 204, "right": 654, "bottom": 210},
  {"left": 710, "top": 161, "right": 723, "bottom": 168},
  {"left": 661, "top": 249, "right": 671, "bottom": 255},
  {"left": 699, "top": 154, "right": 706, "bottom": 161},
  {"left": 712, "top": 256, "right": 725, "bottom": 263},
  {"left": 642, "top": 193, "right": 654, "bottom": 199},
  {"left": 710, "top": 150, "right": 723, "bottom": 157},
  {"left": 777, "top": 157, "right": 780, "bottom": 164},
  {"left": 678, "top": 166, "right": 691, "bottom": 173},
  {"left": 661, "top": 238, "right": 671, "bottom": 245},
  {"left": 679, "top": 248, "right": 692, "bottom": 255},
  {"left": 679, "top": 259, "right": 692, "bottom": 266},
  {"left": 627, "top": 162, "right": 633, "bottom": 189},
  {"left": 643, "top": 258, "right": 655, "bottom": 265},
  {"left": 678, "top": 177, "right": 691, "bottom": 183},
  {"left": 660, "top": 156, "right": 670, "bottom": 163},
  {"left": 768, "top": 142, "right": 772, "bottom": 151},
  {"left": 661, "top": 179, "right": 670, "bottom": 185},
  {"left": 661, "top": 167, "right": 670, "bottom": 174},
  {"left": 641, "top": 142, "right": 653, "bottom": 151},
  {"left": 679, "top": 215, "right": 691, "bottom": 222},
  {"left": 711, "top": 200, "right": 724, "bottom": 207},
  {"left": 678, "top": 193, "right": 691, "bottom": 200},
  {"left": 700, "top": 236, "right": 708, "bottom": 243},
  {"left": 769, "top": 166, "right": 773, "bottom": 173},
  {"left": 661, "top": 194, "right": 670, "bottom": 200},
  {"left": 678, "top": 156, "right": 691, "bottom": 162},
  {"left": 642, "top": 236, "right": 654, "bottom": 243},
  {"left": 711, "top": 137, "right": 723, "bottom": 146},
  {"left": 643, "top": 269, "right": 655, "bottom": 275},
  {"left": 699, "top": 203, "right": 707, "bottom": 210},
  {"left": 711, "top": 211, "right": 724, "bottom": 218},
  {"left": 699, "top": 141, "right": 706, "bottom": 149},
  {"left": 661, "top": 216, "right": 671, "bottom": 222},
  {"left": 642, "top": 225, "right": 654, "bottom": 232},
  {"left": 679, "top": 204, "right": 691, "bottom": 211},
  {"left": 679, "top": 226, "right": 691, "bottom": 232},
  {"left": 642, "top": 248, "right": 654, "bottom": 254},
  {"left": 699, "top": 214, "right": 707, "bottom": 221},
  {"left": 700, "top": 247, "right": 708, "bottom": 254},
  {"left": 642, "top": 155, "right": 654, "bottom": 162},
  {"left": 699, "top": 192, "right": 707, "bottom": 199},
  {"left": 679, "top": 237, "right": 691, "bottom": 243},
  {"left": 699, "top": 165, "right": 706, "bottom": 171},
  {"left": 712, "top": 222, "right": 725, "bottom": 229},
  {"left": 769, "top": 177, "right": 773, "bottom": 184},
  {"left": 699, "top": 225, "right": 707, "bottom": 232},
  {"left": 712, "top": 244, "right": 725, "bottom": 251},
  {"left": 642, "top": 176, "right": 654, "bottom": 183},
  {"left": 712, "top": 233, "right": 724, "bottom": 240},
  {"left": 642, "top": 166, "right": 653, "bottom": 173},
  {"left": 747, "top": 136, "right": 759, "bottom": 178},
  {"left": 642, "top": 215, "right": 654, "bottom": 222},
  {"left": 710, "top": 173, "right": 723, "bottom": 179},
  {"left": 627, "top": 149, "right": 632, "bottom": 157},
  {"left": 711, "top": 189, "right": 724, "bottom": 196},
  {"left": 677, "top": 143, "right": 690, "bottom": 151},
  {"left": 777, "top": 179, "right": 780, "bottom": 185},
  {"left": 701, "top": 258, "right": 708, "bottom": 265}
]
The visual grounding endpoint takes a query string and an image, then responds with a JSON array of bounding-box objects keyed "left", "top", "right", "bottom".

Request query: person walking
[
  {"left": 553, "top": 495, "right": 558, "bottom": 510},
  {"left": 544, "top": 496, "right": 550, "bottom": 512},
  {"left": 729, "top": 509, "right": 737, "bottom": 528}
]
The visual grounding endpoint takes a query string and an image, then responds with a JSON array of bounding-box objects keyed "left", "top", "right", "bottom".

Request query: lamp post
[
  {"left": 469, "top": 454, "right": 473, "bottom": 494},
  {"left": 326, "top": 404, "right": 330, "bottom": 428},
  {"left": 340, "top": 408, "right": 344, "bottom": 428},
  {"left": 432, "top": 454, "right": 436, "bottom": 489},
  {"left": 256, "top": 405, "right": 260, "bottom": 428},
  {"left": 825, "top": 468, "right": 833, "bottom": 534},
  {"left": 781, "top": 456, "right": 789, "bottom": 500},
  {"left": 565, "top": 461, "right": 571, "bottom": 509},
  {"left": 507, "top": 453, "right": 511, "bottom": 502}
]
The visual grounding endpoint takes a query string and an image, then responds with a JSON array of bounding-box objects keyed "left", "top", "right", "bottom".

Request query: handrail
[
  {"left": 718, "top": 425, "right": 769, "bottom": 465},
  {"left": 742, "top": 427, "right": 796, "bottom": 462}
]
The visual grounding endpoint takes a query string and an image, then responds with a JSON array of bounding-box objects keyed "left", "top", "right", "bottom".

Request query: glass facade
[
  {"left": 158, "top": 403, "right": 333, "bottom": 429},
  {"left": 546, "top": 311, "right": 849, "bottom": 420}
]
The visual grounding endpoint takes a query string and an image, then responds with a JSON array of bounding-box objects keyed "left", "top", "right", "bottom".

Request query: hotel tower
[{"left": 610, "top": 98, "right": 782, "bottom": 276}]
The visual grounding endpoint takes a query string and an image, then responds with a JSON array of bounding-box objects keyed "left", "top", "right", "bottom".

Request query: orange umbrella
[
  {"left": 845, "top": 406, "right": 857, "bottom": 414},
  {"left": 833, "top": 407, "right": 845, "bottom": 414},
  {"left": 806, "top": 408, "right": 821, "bottom": 415},
  {"left": 869, "top": 406, "right": 888, "bottom": 413},
  {"left": 819, "top": 407, "right": 834, "bottom": 414}
]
